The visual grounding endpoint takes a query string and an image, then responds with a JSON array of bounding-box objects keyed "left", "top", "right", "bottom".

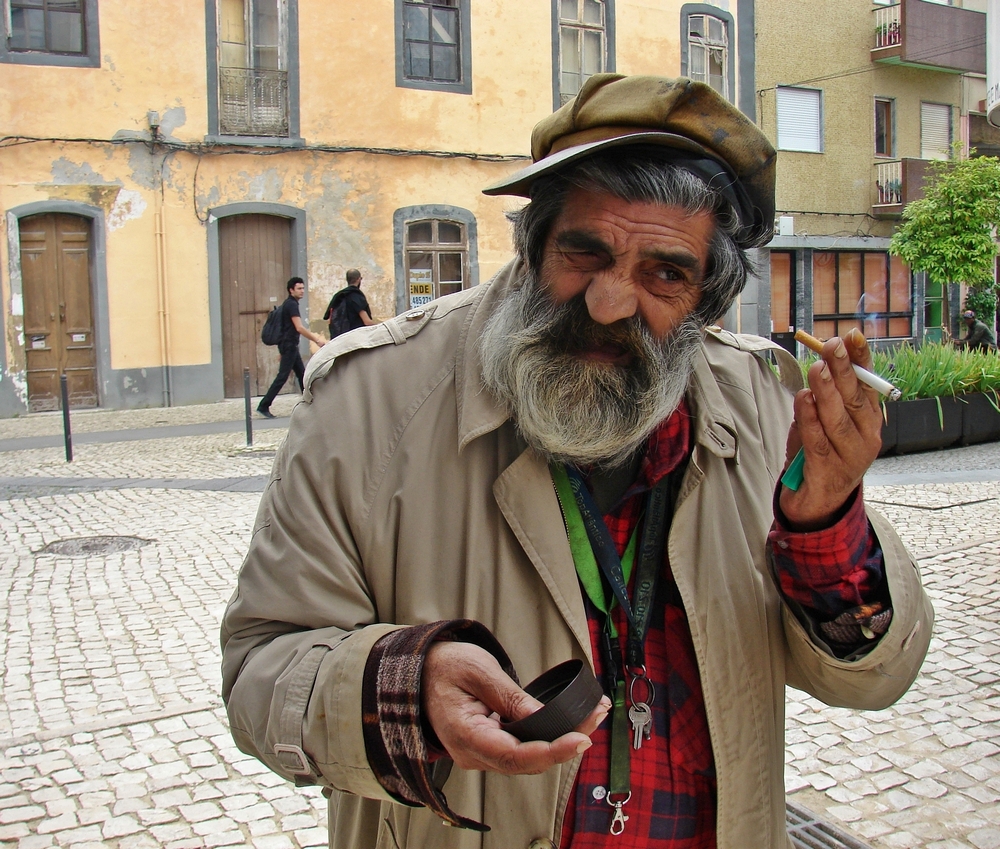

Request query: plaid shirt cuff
[
  {"left": 770, "top": 486, "right": 891, "bottom": 650},
  {"left": 361, "top": 619, "right": 516, "bottom": 832}
]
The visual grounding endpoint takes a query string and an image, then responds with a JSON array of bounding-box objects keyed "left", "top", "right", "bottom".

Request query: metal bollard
[
  {"left": 60, "top": 374, "right": 73, "bottom": 462},
  {"left": 243, "top": 367, "right": 253, "bottom": 447}
]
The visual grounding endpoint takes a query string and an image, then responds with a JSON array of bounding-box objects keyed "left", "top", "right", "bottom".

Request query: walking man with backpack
[
  {"left": 257, "top": 276, "right": 326, "bottom": 419},
  {"left": 324, "top": 268, "right": 375, "bottom": 338}
]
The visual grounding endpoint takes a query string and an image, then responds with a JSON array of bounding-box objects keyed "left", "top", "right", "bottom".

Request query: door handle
[{"left": 59, "top": 303, "right": 66, "bottom": 323}]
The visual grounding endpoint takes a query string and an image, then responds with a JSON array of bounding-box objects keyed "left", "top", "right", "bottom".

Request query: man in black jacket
[
  {"left": 324, "top": 269, "right": 375, "bottom": 337},
  {"left": 257, "top": 277, "right": 326, "bottom": 419}
]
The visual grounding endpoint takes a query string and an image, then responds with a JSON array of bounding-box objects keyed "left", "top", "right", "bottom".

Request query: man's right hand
[{"left": 421, "top": 641, "right": 610, "bottom": 775}]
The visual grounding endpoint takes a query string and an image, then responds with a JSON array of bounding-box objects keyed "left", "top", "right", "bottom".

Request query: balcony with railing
[
  {"left": 871, "top": 0, "right": 985, "bottom": 75},
  {"left": 872, "top": 158, "right": 932, "bottom": 218},
  {"left": 219, "top": 67, "right": 289, "bottom": 137}
]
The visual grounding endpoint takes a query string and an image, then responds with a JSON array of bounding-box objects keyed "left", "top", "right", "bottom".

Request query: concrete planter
[
  {"left": 958, "top": 391, "right": 1000, "bottom": 446},
  {"left": 878, "top": 393, "right": 1000, "bottom": 455},
  {"left": 883, "top": 397, "right": 963, "bottom": 455}
]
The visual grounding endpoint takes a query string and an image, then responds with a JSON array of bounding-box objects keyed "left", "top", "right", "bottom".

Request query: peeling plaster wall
[{"left": 0, "top": 0, "right": 692, "bottom": 415}]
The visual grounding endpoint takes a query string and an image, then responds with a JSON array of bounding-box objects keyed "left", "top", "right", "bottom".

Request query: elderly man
[{"left": 221, "top": 75, "right": 932, "bottom": 849}]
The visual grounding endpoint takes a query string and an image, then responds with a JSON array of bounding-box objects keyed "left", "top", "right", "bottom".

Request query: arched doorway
[
  {"left": 218, "top": 213, "right": 293, "bottom": 397},
  {"left": 19, "top": 213, "right": 98, "bottom": 411}
]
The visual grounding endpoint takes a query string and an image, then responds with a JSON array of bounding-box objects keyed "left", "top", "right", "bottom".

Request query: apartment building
[
  {"left": 0, "top": 0, "right": 755, "bottom": 417},
  {"left": 754, "top": 0, "right": 988, "bottom": 354}
]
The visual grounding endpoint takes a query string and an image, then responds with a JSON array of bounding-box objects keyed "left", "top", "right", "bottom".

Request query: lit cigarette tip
[{"left": 792, "top": 330, "right": 900, "bottom": 400}]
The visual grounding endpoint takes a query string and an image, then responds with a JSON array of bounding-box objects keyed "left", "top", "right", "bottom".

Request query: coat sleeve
[
  {"left": 219, "top": 393, "right": 404, "bottom": 803},
  {"left": 733, "top": 337, "right": 934, "bottom": 710},
  {"left": 778, "top": 503, "right": 934, "bottom": 709}
]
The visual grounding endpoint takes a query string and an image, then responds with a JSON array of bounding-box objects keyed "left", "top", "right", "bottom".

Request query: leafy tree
[{"left": 889, "top": 147, "right": 1000, "bottom": 336}]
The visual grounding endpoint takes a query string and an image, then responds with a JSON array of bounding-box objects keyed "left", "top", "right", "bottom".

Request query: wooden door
[
  {"left": 219, "top": 214, "right": 293, "bottom": 397},
  {"left": 19, "top": 214, "right": 98, "bottom": 412}
]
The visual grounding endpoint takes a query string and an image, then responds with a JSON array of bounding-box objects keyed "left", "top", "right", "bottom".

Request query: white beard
[{"left": 479, "top": 269, "right": 701, "bottom": 469}]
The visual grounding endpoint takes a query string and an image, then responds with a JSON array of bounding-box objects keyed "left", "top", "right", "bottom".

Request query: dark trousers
[{"left": 259, "top": 345, "right": 304, "bottom": 410}]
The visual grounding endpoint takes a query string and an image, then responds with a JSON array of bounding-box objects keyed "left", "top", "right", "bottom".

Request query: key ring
[{"left": 628, "top": 670, "right": 655, "bottom": 707}]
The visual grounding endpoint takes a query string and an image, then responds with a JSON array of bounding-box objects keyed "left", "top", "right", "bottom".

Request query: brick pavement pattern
[{"left": 0, "top": 399, "right": 998, "bottom": 848}]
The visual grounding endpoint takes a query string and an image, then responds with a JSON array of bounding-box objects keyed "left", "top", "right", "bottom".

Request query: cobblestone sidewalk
[{"left": 0, "top": 404, "right": 998, "bottom": 848}]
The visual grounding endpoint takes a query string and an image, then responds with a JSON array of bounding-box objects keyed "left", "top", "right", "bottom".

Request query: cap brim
[{"left": 483, "top": 131, "right": 723, "bottom": 197}]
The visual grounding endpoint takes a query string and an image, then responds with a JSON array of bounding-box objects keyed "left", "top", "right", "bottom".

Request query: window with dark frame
[
  {"left": 218, "top": 0, "right": 289, "bottom": 137},
  {"left": 8, "top": 0, "right": 85, "bottom": 54},
  {"left": 404, "top": 219, "right": 468, "bottom": 309},
  {"left": 875, "top": 98, "right": 894, "bottom": 157},
  {"left": 687, "top": 13, "right": 727, "bottom": 99},
  {"left": 403, "top": 0, "right": 461, "bottom": 84},
  {"left": 558, "top": 0, "right": 605, "bottom": 105},
  {"left": 812, "top": 251, "right": 913, "bottom": 341}
]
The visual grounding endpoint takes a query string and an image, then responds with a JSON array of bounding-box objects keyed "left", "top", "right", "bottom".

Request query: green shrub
[{"left": 798, "top": 342, "right": 1000, "bottom": 401}]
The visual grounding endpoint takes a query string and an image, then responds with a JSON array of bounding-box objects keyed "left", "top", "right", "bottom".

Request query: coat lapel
[{"left": 493, "top": 450, "right": 594, "bottom": 666}]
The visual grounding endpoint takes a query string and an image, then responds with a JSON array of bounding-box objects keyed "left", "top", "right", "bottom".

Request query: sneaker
[{"left": 257, "top": 406, "right": 276, "bottom": 419}]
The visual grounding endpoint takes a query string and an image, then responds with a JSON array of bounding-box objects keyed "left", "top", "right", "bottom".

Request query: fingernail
[
  {"left": 820, "top": 364, "right": 832, "bottom": 380},
  {"left": 576, "top": 740, "right": 593, "bottom": 754},
  {"left": 834, "top": 342, "right": 848, "bottom": 359}
]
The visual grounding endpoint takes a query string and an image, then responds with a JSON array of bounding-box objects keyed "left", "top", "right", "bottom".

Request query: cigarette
[{"left": 794, "top": 330, "right": 902, "bottom": 401}]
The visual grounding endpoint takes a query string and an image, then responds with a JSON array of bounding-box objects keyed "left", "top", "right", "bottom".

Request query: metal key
[{"left": 628, "top": 702, "right": 652, "bottom": 749}]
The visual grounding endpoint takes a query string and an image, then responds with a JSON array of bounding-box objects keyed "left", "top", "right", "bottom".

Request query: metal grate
[
  {"left": 787, "top": 800, "right": 873, "bottom": 849},
  {"left": 37, "top": 535, "right": 152, "bottom": 557},
  {"left": 219, "top": 67, "right": 289, "bottom": 137}
]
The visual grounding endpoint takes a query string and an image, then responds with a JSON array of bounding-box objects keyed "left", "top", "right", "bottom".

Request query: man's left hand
[{"left": 779, "top": 328, "right": 883, "bottom": 531}]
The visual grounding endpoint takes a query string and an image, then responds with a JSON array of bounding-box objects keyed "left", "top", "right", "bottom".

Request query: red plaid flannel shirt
[
  {"left": 559, "top": 401, "right": 884, "bottom": 848},
  {"left": 364, "top": 402, "right": 886, "bottom": 845}
]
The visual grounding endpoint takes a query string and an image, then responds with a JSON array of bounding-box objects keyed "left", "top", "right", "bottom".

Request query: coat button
[
  {"left": 406, "top": 309, "right": 426, "bottom": 320},
  {"left": 528, "top": 840, "right": 556, "bottom": 849}
]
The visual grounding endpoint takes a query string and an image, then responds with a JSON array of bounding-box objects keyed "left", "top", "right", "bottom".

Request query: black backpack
[
  {"left": 324, "top": 292, "right": 354, "bottom": 339},
  {"left": 261, "top": 306, "right": 283, "bottom": 346}
]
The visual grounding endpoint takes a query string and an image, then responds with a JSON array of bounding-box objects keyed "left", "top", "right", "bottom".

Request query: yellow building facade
[
  {"left": 0, "top": 0, "right": 756, "bottom": 416},
  {"left": 755, "top": 0, "right": 988, "bottom": 351}
]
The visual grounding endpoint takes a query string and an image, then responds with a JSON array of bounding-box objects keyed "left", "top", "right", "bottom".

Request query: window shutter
[
  {"left": 921, "top": 103, "right": 952, "bottom": 160},
  {"left": 776, "top": 87, "right": 822, "bottom": 152}
]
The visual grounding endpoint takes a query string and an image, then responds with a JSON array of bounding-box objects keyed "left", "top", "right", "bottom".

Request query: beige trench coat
[{"left": 221, "top": 261, "right": 932, "bottom": 849}]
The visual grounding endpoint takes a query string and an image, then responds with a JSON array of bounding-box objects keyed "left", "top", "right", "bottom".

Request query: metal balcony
[
  {"left": 219, "top": 67, "right": 289, "bottom": 137},
  {"left": 872, "top": 0, "right": 985, "bottom": 75},
  {"left": 872, "top": 157, "right": 932, "bottom": 218}
]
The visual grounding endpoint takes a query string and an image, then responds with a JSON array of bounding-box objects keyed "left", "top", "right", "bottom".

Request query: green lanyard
[
  {"left": 551, "top": 462, "right": 673, "bottom": 835},
  {"left": 550, "top": 463, "right": 638, "bottom": 638}
]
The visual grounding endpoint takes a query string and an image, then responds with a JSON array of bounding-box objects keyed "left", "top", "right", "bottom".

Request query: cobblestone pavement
[{"left": 0, "top": 399, "right": 998, "bottom": 848}]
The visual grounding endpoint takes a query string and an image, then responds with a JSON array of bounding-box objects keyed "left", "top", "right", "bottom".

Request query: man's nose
[{"left": 584, "top": 270, "right": 639, "bottom": 325}]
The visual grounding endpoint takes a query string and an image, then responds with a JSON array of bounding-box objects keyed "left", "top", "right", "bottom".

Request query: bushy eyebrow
[
  {"left": 553, "top": 229, "right": 704, "bottom": 277},
  {"left": 552, "top": 230, "right": 612, "bottom": 255}
]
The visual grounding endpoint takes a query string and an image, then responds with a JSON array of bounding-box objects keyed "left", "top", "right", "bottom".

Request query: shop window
[{"left": 812, "top": 251, "right": 912, "bottom": 341}]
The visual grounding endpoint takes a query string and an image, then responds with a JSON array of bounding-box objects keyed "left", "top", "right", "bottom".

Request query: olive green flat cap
[{"left": 484, "top": 74, "right": 777, "bottom": 247}]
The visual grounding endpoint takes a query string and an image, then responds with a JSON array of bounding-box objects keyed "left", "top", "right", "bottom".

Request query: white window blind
[
  {"left": 776, "top": 87, "right": 822, "bottom": 152},
  {"left": 921, "top": 102, "right": 952, "bottom": 160}
]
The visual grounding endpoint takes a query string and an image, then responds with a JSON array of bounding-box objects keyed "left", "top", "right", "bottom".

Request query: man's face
[
  {"left": 479, "top": 188, "right": 714, "bottom": 468},
  {"left": 540, "top": 187, "right": 713, "bottom": 344},
  {"left": 291, "top": 282, "right": 305, "bottom": 300}
]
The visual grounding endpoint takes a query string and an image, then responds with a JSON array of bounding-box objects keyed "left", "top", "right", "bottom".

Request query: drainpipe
[{"left": 154, "top": 189, "right": 172, "bottom": 407}]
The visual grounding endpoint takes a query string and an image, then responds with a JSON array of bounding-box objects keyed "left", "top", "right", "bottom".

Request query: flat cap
[{"left": 484, "top": 74, "right": 777, "bottom": 247}]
